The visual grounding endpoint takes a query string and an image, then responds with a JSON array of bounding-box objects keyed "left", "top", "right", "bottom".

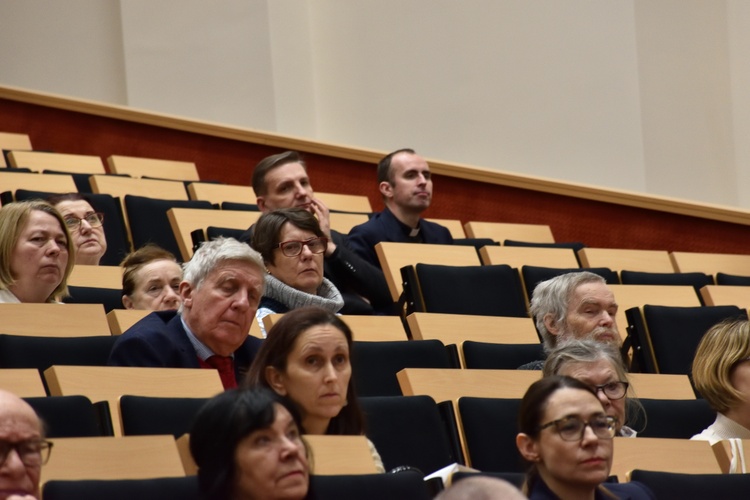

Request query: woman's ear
[
  {"left": 265, "top": 366, "right": 288, "bottom": 396},
  {"left": 122, "top": 295, "right": 134, "bottom": 309},
  {"left": 516, "top": 433, "right": 541, "bottom": 463}
]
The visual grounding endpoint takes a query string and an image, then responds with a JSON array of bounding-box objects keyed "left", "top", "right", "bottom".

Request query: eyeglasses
[
  {"left": 63, "top": 212, "right": 104, "bottom": 231},
  {"left": 277, "top": 237, "right": 328, "bottom": 257},
  {"left": 538, "top": 415, "right": 617, "bottom": 441},
  {"left": 592, "top": 381, "right": 629, "bottom": 401},
  {"left": 0, "top": 439, "right": 53, "bottom": 467}
]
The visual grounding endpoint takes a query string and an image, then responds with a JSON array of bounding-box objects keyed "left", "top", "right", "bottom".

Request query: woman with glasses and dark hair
[
  {"left": 251, "top": 208, "right": 344, "bottom": 338},
  {"left": 0, "top": 200, "right": 74, "bottom": 303},
  {"left": 692, "top": 318, "right": 750, "bottom": 472},
  {"left": 516, "top": 376, "right": 655, "bottom": 499},
  {"left": 47, "top": 193, "right": 107, "bottom": 266},
  {"left": 190, "top": 387, "right": 310, "bottom": 500},
  {"left": 543, "top": 339, "right": 642, "bottom": 437}
]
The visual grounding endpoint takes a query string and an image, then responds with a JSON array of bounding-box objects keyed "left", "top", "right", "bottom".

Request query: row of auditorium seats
[
  {"left": 2, "top": 301, "right": 750, "bottom": 379},
  {"left": 2, "top": 368, "right": 721, "bottom": 476}
]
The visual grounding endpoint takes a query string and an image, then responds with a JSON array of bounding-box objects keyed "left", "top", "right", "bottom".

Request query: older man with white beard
[{"left": 520, "top": 271, "right": 621, "bottom": 370}]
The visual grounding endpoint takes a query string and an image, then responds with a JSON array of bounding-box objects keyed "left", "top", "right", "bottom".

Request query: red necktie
[{"left": 205, "top": 355, "right": 237, "bottom": 390}]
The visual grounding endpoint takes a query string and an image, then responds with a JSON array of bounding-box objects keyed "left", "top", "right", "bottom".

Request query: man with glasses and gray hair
[
  {"left": 0, "top": 389, "right": 52, "bottom": 500},
  {"left": 520, "top": 271, "right": 621, "bottom": 370}
]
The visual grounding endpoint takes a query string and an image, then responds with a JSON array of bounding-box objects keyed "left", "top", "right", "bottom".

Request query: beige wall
[{"left": 0, "top": 1, "right": 748, "bottom": 208}]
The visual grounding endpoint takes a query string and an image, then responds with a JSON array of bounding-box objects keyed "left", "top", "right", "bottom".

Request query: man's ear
[
  {"left": 122, "top": 295, "right": 134, "bottom": 309},
  {"left": 516, "top": 433, "right": 540, "bottom": 463},
  {"left": 379, "top": 181, "right": 392, "bottom": 199},
  {"left": 265, "top": 366, "right": 288, "bottom": 396},
  {"left": 256, "top": 195, "right": 267, "bottom": 212},
  {"left": 179, "top": 281, "right": 193, "bottom": 308},
  {"left": 544, "top": 313, "right": 561, "bottom": 336}
]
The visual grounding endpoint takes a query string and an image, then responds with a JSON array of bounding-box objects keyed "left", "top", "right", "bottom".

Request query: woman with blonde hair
[
  {"left": 0, "top": 200, "right": 74, "bottom": 303},
  {"left": 692, "top": 317, "right": 750, "bottom": 472}
]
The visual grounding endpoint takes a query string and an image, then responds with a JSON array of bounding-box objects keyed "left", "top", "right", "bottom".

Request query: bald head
[
  {"left": 435, "top": 476, "right": 525, "bottom": 500},
  {"left": 0, "top": 390, "right": 44, "bottom": 500}
]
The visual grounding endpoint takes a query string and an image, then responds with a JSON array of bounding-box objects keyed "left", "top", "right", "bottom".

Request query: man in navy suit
[
  {"left": 108, "top": 237, "right": 265, "bottom": 389},
  {"left": 348, "top": 148, "right": 453, "bottom": 268}
]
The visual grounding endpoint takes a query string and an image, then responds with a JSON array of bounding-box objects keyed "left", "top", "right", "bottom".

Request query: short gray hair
[
  {"left": 542, "top": 338, "right": 627, "bottom": 380},
  {"left": 182, "top": 237, "right": 265, "bottom": 292},
  {"left": 543, "top": 338, "right": 644, "bottom": 431},
  {"left": 529, "top": 271, "right": 606, "bottom": 349}
]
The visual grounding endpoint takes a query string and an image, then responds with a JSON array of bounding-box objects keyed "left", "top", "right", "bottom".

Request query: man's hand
[{"left": 310, "top": 197, "right": 337, "bottom": 256}]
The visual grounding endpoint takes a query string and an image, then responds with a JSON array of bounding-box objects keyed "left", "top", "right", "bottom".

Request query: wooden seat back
[
  {"left": 107, "top": 155, "right": 200, "bottom": 181},
  {"left": 480, "top": 246, "right": 579, "bottom": 268},
  {"left": 0, "top": 171, "right": 77, "bottom": 196},
  {"left": 0, "top": 132, "right": 32, "bottom": 167},
  {"left": 262, "top": 313, "right": 408, "bottom": 341},
  {"left": 578, "top": 247, "right": 674, "bottom": 273},
  {"left": 671, "top": 251, "right": 750, "bottom": 276},
  {"left": 611, "top": 437, "right": 721, "bottom": 481},
  {"left": 167, "top": 207, "right": 261, "bottom": 260},
  {"left": 8, "top": 151, "right": 105, "bottom": 175},
  {"left": 607, "top": 284, "right": 702, "bottom": 342},
  {"left": 0, "top": 369, "right": 47, "bottom": 397},
  {"left": 426, "top": 218, "right": 466, "bottom": 239},
  {"left": 375, "top": 242, "right": 481, "bottom": 301},
  {"left": 43, "top": 435, "right": 185, "bottom": 485},
  {"left": 315, "top": 192, "right": 372, "bottom": 213},
  {"left": 91, "top": 174, "right": 188, "bottom": 201},
  {"left": 700, "top": 285, "right": 750, "bottom": 308},
  {"left": 407, "top": 312, "right": 539, "bottom": 345},
  {"left": 464, "top": 221, "right": 554, "bottom": 243},
  {"left": 106, "top": 309, "right": 151, "bottom": 335},
  {"left": 187, "top": 182, "right": 255, "bottom": 205},
  {"left": 397, "top": 368, "right": 695, "bottom": 401},
  {"left": 44, "top": 366, "right": 223, "bottom": 436},
  {"left": 0, "top": 303, "right": 110, "bottom": 337},
  {"left": 329, "top": 212, "right": 368, "bottom": 234},
  {"left": 68, "top": 265, "right": 122, "bottom": 290}
]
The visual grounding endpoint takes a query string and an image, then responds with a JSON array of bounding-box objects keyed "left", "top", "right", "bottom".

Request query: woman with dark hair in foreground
[{"left": 190, "top": 387, "right": 310, "bottom": 500}]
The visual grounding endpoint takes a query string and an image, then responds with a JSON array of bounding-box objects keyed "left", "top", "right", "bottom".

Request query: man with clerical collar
[
  {"left": 348, "top": 148, "right": 453, "bottom": 268},
  {"left": 108, "top": 237, "right": 264, "bottom": 389}
]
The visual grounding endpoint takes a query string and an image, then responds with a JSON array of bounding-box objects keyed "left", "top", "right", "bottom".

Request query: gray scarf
[{"left": 263, "top": 274, "right": 344, "bottom": 313}]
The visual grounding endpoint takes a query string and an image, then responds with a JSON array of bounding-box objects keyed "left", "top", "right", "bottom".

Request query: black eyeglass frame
[
  {"left": 0, "top": 439, "right": 53, "bottom": 467},
  {"left": 537, "top": 415, "right": 618, "bottom": 442}
]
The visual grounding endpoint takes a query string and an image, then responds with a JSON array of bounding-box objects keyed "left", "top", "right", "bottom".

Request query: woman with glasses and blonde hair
[
  {"left": 543, "top": 339, "right": 642, "bottom": 438},
  {"left": 47, "top": 193, "right": 107, "bottom": 266},
  {"left": 692, "top": 318, "right": 750, "bottom": 472},
  {"left": 516, "top": 376, "right": 654, "bottom": 499},
  {"left": 251, "top": 208, "right": 344, "bottom": 338}
]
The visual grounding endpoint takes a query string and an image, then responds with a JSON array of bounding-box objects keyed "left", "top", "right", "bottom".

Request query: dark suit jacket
[
  {"left": 528, "top": 477, "right": 656, "bottom": 500},
  {"left": 107, "top": 310, "right": 262, "bottom": 384},
  {"left": 240, "top": 226, "right": 392, "bottom": 315},
  {"left": 347, "top": 207, "right": 454, "bottom": 268}
]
